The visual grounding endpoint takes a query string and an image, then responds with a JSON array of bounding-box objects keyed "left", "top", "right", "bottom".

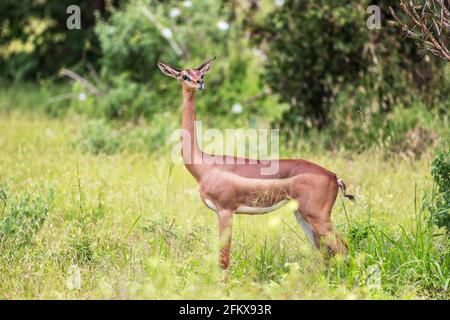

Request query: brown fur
[{"left": 157, "top": 58, "right": 353, "bottom": 270}]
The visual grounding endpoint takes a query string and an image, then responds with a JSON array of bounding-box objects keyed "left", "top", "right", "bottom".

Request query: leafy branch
[{"left": 390, "top": 0, "right": 450, "bottom": 62}]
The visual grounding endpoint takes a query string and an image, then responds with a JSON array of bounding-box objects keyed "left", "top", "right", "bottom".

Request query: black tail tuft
[
  {"left": 344, "top": 194, "right": 355, "bottom": 201},
  {"left": 337, "top": 178, "right": 355, "bottom": 202}
]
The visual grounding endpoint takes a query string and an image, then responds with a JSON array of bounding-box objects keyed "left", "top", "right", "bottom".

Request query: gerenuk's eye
[{"left": 182, "top": 75, "right": 189, "bottom": 81}]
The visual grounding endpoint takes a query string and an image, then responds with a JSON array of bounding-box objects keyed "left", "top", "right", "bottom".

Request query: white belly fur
[
  {"left": 236, "top": 199, "right": 288, "bottom": 214},
  {"left": 204, "top": 198, "right": 289, "bottom": 215}
]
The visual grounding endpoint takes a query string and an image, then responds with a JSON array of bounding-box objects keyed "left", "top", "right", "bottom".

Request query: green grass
[{"left": 0, "top": 109, "right": 448, "bottom": 299}]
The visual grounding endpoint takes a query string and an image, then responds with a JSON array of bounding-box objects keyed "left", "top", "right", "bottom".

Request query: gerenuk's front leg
[{"left": 218, "top": 210, "right": 234, "bottom": 270}]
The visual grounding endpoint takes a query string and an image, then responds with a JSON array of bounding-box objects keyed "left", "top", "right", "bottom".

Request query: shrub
[
  {"left": 428, "top": 145, "right": 450, "bottom": 232},
  {"left": 119, "top": 112, "right": 178, "bottom": 153},
  {"left": 98, "top": 76, "right": 155, "bottom": 121},
  {"left": 76, "top": 119, "right": 121, "bottom": 155},
  {"left": 88, "top": 0, "right": 284, "bottom": 124},
  {"left": 250, "top": 0, "right": 450, "bottom": 134},
  {"left": 95, "top": 2, "right": 179, "bottom": 84},
  {"left": 0, "top": 0, "right": 108, "bottom": 80},
  {"left": 75, "top": 113, "right": 178, "bottom": 155},
  {"left": 0, "top": 187, "right": 54, "bottom": 247},
  {"left": 323, "top": 98, "right": 441, "bottom": 153}
]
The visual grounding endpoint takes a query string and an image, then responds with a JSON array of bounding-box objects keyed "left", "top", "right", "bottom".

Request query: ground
[{"left": 0, "top": 111, "right": 448, "bottom": 299}]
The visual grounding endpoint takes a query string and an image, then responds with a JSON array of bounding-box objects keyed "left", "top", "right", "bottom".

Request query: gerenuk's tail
[{"left": 337, "top": 178, "right": 355, "bottom": 201}]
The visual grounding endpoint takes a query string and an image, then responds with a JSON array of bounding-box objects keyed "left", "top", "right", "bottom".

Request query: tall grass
[{"left": 0, "top": 110, "right": 447, "bottom": 299}]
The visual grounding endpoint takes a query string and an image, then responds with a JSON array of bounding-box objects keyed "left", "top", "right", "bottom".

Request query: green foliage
[
  {"left": 68, "top": 233, "right": 95, "bottom": 265},
  {"left": 0, "top": 52, "right": 38, "bottom": 82},
  {"left": 0, "top": 0, "right": 109, "bottom": 80},
  {"left": 0, "top": 186, "right": 54, "bottom": 247},
  {"left": 251, "top": 0, "right": 450, "bottom": 133},
  {"left": 76, "top": 119, "right": 121, "bottom": 155},
  {"left": 98, "top": 76, "right": 155, "bottom": 120},
  {"left": 118, "top": 112, "right": 178, "bottom": 152},
  {"left": 322, "top": 98, "right": 442, "bottom": 154},
  {"left": 343, "top": 219, "right": 449, "bottom": 296},
  {"left": 1, "top": 0, "right": 448, "bottom": 155},
  {"left": 0, "top": 83, "right": 71, "bottom": 116},
  {"left": 87, "top": 0, "right": 284, "bottom": 124},
  {"left": 95, "top": 2, "right": 178, "bottom": 84},
  {"left": 75, "top": 113, "right": 177, "bottom": 155},
  {"left": 429, "top": 145, "right": 450, "bottom": 232}
]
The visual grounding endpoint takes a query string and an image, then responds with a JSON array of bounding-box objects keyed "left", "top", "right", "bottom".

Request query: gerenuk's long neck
[{"left": 181, "top": 87, "right": 204, "bottom": 181}]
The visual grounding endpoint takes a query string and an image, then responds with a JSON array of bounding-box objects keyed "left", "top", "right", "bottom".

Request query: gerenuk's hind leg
[
  {"left": 291, "top": 174, "right": 348, "bottom": 256},
  {"left": 308, "top": 218, "right": 348, "bottom": 255},
  {"left": 295, "top": 197, "right": 348, "bottom": 255}
]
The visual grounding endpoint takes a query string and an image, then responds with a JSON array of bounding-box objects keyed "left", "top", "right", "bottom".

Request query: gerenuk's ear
[
  {"left": 157, "top": 62, "right": 181, "bottom": 78},
  {"left": 196, "top": 56, "right": 216, "bottom": 75}
]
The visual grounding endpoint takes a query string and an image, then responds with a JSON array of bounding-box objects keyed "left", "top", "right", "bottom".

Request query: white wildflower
[
  {"left": 107, "top": 26, "right": 116, "bottom": 35},
  {"left": 217, "top": 20, "right": 229, "bottom": 31},
  {"left": 78, "top": 93, "right": 86, "bottom": 101},
  {"left": 170, "top": 7, "right": 181, "bottom": 18},
  {"left": 161, "top": 28, "right": 173, "bottom": 39},
  {"left": 231, "top": 103, "right": 243, "bottom": 114}
]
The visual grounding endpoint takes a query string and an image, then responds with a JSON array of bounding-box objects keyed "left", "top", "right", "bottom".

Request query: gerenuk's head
[{"left": 157, "top": 57, "right": 215, "bottom": 92}]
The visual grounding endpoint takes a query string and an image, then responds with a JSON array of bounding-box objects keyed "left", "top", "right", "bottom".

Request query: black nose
[{"left": 197, "top": 80, "right": 203, "bottom": 84}]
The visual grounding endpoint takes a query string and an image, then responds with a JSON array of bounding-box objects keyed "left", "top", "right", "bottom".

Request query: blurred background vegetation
[
  {"left": 0, "top": 0, "right": 448, "bottom": 228},
  {"left": 1, "top": 0, "right": 448, "bottom": 148}
]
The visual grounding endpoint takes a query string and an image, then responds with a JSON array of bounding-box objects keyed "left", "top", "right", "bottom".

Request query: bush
[
  {"left": 322, "top": 98, "right": 441, "bottom": 154},
  {"left": 95, "top": 2, "right": 178, "bottom": 84},
  {"left": 0, "top": 186, "right": 54, "bottom": 247},
  {"left": 428, "top": 144, "right": 450, "bottom": 232},
  {"left": 0, "top": 0, "right": 108, "bottom": 80},
  {"left": 76, "top": 119, "right": 121, "bottom": 155},
  {"left": 87, "top": 0, "right": 284, "bottom": 124},
  {"left": 98, "top": 76, "right": 155, "bottom": 121},
  {"left": 75, "top": 113, "right": 178, "bottom": 155},
  {"left": 250, "top": 0, "right": 450, "bottom": 134}
]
